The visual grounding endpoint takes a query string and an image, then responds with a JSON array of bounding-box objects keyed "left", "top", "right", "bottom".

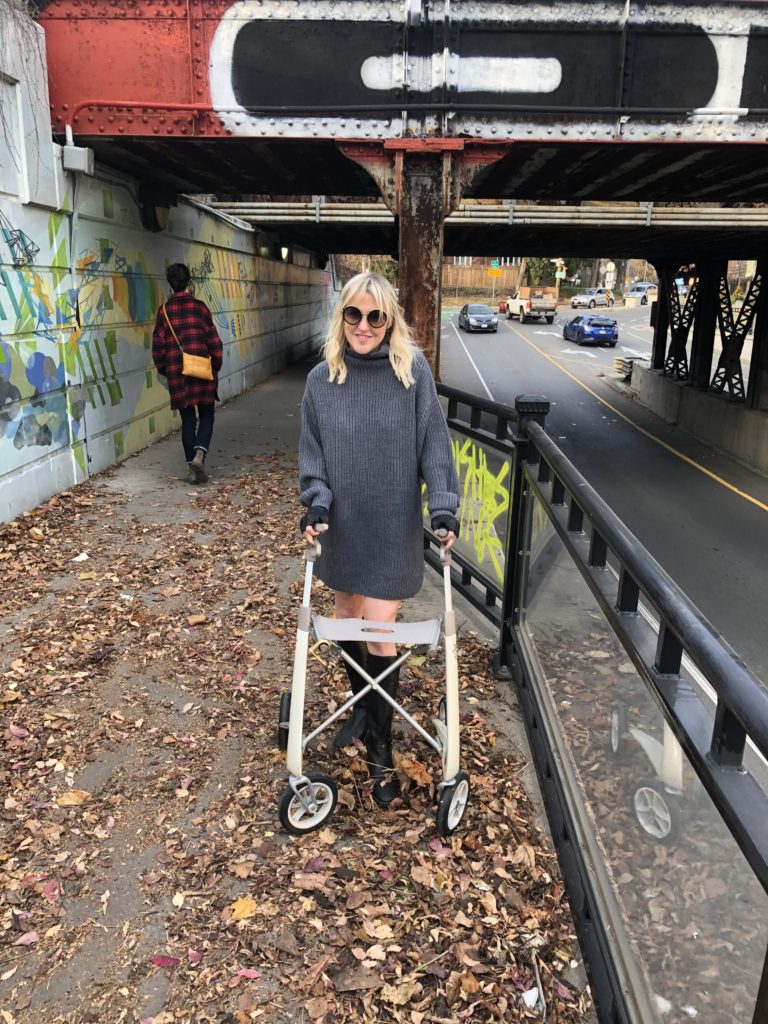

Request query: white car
[
  {"left": 624, "top": 283, "right": 658, "bottom": 305},
  {"left": 571, "top": 287, "right": 614, "bottom": 309}
]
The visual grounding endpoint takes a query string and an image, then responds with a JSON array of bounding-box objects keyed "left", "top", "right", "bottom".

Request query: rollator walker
[{"left": 276, "top": 529, "right": 470, "bottom": 837}]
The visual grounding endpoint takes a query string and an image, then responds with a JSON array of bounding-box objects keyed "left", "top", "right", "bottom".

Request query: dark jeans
[{"left": 179, "top": 403, "right": 215, "bottom": 463}]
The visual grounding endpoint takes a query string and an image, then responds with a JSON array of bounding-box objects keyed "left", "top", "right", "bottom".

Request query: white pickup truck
[{"left": 505, "top": 286, "right": 558, "bottom": 324}]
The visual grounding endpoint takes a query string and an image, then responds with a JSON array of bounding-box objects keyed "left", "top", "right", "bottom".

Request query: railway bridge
[{"left": 38, "top": 0, "right": 768, "bottom": 413}]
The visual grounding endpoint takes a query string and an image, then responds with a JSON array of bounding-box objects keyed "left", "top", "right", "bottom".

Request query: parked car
[
  {"left": 624, "top": 282, "right": 658, "bottom": 305},
  {"left": 458, "top": 304, "right": 498, "bottom": 332},
  {"left": 571, "top": 287, "right": 614, "bottom": 309},
  {"left": 563, "top": 315, "right": 618, "bottom": 347}
]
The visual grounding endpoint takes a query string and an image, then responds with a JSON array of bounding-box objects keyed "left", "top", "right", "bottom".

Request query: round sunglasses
[{"left": 342, "top": 305, "right": 388, "bottom": 328}]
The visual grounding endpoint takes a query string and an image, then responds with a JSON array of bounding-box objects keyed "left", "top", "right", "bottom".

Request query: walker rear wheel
[
  {"left": 436, "top": 771, "right": 470, "bottom": 836},
  {"left": 277, "top": 692, "right": 291, "bottom": 751},
  {"left": 278, "top": 772, "right": 338, "bottom": 835}
]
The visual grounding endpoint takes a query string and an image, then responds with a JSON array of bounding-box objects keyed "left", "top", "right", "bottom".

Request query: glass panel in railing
[
  {"left": 424, "top": 426, "right": 511, "bottom": 589},
  {"left": 520, "top": 497, "right": 768, "bottom": 1023},
  {"left": 630, "top": 585, "right": 768, "bottom": 794}
]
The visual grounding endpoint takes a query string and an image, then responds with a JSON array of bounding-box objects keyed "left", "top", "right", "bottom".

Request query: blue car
[{"left": 563, "top": 314, "right": 618, "bottom": 347}]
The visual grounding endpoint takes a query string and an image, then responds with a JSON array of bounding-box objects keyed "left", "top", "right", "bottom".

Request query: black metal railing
[{"left": 427, "top": 384, "right": 768, "bottom": 1024}]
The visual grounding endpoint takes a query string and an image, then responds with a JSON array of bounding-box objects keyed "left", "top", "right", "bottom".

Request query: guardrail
[
  {"left": 210, "top": 199, "right": 768, "bottom": 230},
  {"left": 424, "top": 384, "right": 768, "bottom": 1024}
]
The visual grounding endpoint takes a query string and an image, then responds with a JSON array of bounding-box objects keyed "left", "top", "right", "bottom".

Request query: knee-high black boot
[
  {"left": 365, "top": 653, "right": 400, "bottom": 807},
  {"left": 333, "top": 640, "right": 369, "bottom": 748}
]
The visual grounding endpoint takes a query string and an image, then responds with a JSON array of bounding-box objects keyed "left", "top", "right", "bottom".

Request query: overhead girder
[{"left": 36, "top": 0, "right": 768, "bottom": 204}]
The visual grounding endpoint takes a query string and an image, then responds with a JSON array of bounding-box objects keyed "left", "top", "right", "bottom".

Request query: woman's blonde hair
[{"left": 323, "top": 272, "right": 417, "bottom": 386}]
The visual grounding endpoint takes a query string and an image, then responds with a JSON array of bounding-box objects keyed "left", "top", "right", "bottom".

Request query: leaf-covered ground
[{"left": 1, "top": 452, "right": 593, "bottom": 1023}]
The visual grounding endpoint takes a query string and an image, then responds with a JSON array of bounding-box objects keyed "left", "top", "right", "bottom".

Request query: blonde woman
[{"left": 298, "top": 272, "right": 459, "bottom": 807}]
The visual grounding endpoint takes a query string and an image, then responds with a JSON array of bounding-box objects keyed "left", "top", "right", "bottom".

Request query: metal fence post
[{"left": 493, "top": 395, "right": 550, "bottom": 679}]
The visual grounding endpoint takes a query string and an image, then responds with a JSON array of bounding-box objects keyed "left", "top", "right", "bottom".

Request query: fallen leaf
[
  {"left": 332, "top": 964, "right": 384, "bottom": 992},
  {"left": 56, "top": 789, "right": 91, "bottom": 807},
  {"left": 398, "top": 756, "right": 433, "bottom": 786},
  {"left": 151, "top": 955, "right": 180, "bottom": 969},
  {"left": 305, "top": 996, "right": 328, "bottom": 1020},
  {"left": 229, "top": 896, "right": 258, "bottom": 921},
  {"left": 381, "top": 979, "right": 422, "bottom": 1005}
]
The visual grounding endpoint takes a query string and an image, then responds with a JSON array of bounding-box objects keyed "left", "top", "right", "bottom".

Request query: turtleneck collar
[{"left": 345, "top": 341, "right": 391, "bottom": 362}]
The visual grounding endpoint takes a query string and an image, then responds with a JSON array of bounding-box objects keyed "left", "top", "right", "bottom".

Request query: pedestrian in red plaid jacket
[{"left": 152, "top": 263, "right": 224, "bottom": 483}]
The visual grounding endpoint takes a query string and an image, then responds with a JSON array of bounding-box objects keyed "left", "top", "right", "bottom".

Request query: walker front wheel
[
  {"left": 278, "top": 773, "right": 338, "bottom": 835},
  {"left": 436, "top": 771, "right": 470, "bottom": 836}
]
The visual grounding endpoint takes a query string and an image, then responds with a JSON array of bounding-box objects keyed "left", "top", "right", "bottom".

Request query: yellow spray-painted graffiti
[
  {"left": 453, "top": 436, "right": 511, "bottom": 584},
  {"left": 428, "top": 435, "right": 555, "bottom": 588},
  {"left": 422, "top": 435, "right": 511, "bottom": 583}
]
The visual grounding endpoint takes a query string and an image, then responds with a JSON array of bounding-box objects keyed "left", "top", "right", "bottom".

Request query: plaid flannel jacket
[{"left": 152, "top": 292, "right": 224, "bottom": 410}]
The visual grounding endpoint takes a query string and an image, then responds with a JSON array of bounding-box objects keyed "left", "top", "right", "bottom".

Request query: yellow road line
[{"left": 504, "top": 320, "right": 768, "bottom": 514}]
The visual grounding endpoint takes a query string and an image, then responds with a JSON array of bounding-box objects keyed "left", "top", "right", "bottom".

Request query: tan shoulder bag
[{"left": 162, "top": 305, "right": 214, "bottom": 381}]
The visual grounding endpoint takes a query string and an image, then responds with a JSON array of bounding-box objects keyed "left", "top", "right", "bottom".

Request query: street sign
[
  {"left": 488, "top": 268, "right": 502, "bottom": 277},
  {"left": 490, "top": 259, "right": 500, "bottom": 269},
  {"left": 555, "top": 270, "right": 566, "bottom": 279}
]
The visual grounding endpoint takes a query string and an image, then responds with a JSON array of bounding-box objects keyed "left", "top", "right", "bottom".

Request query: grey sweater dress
[{"left": 299, "top": 343, "right": 459, "bottom": 600}]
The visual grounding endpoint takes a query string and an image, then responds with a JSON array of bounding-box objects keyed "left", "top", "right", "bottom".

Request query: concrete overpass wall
[{"left": 631, "top": 365, "right": 768, "bottom": 474}]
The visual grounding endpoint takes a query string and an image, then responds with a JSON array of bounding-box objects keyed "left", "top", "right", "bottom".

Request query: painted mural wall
[{"left": 0, "top": 176, "right": 330, "bottom": 523}]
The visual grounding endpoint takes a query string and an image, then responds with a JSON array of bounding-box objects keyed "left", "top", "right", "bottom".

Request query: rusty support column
[
  {"left": 651, "top": 266, "right": 669, "bottom": 370},
  {"left": 690, "top": 262, "right": 723, "bottom": 388},
  {"left": 397, "top": 155, "right": 446, "bottom": 372},
  {"left": 337, "top": 140, "right": 510, "bottom": 377}
]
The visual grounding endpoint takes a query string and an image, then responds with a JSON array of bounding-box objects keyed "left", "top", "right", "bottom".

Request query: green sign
[
  {"left": 490, "top": 259, "right": 500, "bottom": 269},
  {"left": 555, "top": 270, "right": 566, "bottom": 279}
]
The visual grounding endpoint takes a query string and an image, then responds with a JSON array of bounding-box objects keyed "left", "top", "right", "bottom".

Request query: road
[{"left": 439, "top": 303, "right": 768, "bottom": 688}]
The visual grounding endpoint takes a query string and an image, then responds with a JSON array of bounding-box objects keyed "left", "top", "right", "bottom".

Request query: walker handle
[
  {"left": 304, "top": 523, "right": 328, "bottom": 560},
  {"left": 435, "top": 527, "right": 452, "bottom": 565}
]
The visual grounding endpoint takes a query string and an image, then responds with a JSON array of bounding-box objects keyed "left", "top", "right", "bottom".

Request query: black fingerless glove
[
  {"left": 300, "top": 506, "right": 329, "bottom": 533},
  {"left": 431, "top": 513, "right": 460, "bottom": 537}
]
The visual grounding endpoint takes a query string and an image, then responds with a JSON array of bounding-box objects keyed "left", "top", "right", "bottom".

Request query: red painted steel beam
[{"left": 40, "top": 0, "right": 227, "bottom": 139}]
